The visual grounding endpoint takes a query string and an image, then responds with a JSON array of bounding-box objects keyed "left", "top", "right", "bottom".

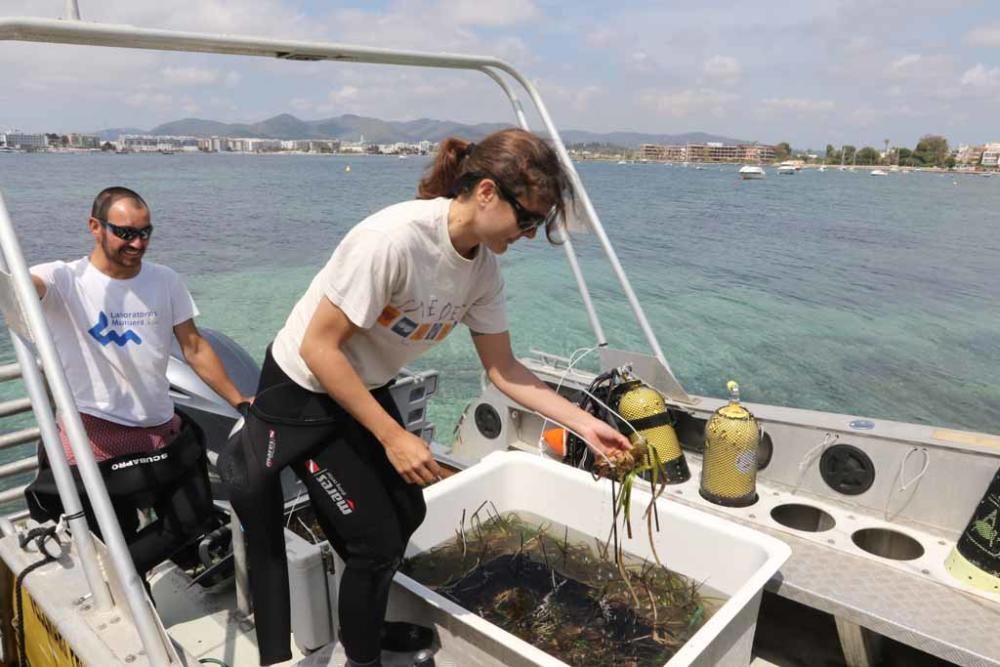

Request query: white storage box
[{"left": 395, "top": 451, "right": 791, "bottom": 666}]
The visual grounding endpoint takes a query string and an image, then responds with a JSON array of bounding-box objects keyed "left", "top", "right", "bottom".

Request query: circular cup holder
[
  {"left": 851, "top": 528, "right": 924, "bottom": 561},
  {"left": 770, "top": 504, "right": 836, "bottom": 532}
]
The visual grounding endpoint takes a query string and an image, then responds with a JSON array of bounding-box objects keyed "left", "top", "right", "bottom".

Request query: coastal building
[
  {"left": 3, "top": 132, "right": 48, "bottom": 149},
  {"left": 339, "top": 141, "right": 367, "bottom": 154},
  {"left": 980, "top": 143, "right": 1000, "bottom": 168},
  {"left": 639, "top": 142, "right": 775, "bottom": 163},
  {"left": 741, "top": 143, "right": 777, "bottom": 163},
  {"left": 956, "top": 144, "right": 986, "bottom": 166},
  {"left": 198, "top": 136, "right": 342, "bottom": 153},
  {"left": 200, "top": 137, "right": 225, "bottom": 152},
  {"left": 706, "top": 142, "right": 740, "bottom": 162},
  {"left": 294, "top": 139, "right": 340, "bottom": 153},
  {"left": 639, "top": 144, "right": 686, "bottom": 161},
  {"left": 120, "top": 134, "right": 200, "bottom": 152},
  {"left": 67, "top": 133, "right": 100, "bottom": 149}
]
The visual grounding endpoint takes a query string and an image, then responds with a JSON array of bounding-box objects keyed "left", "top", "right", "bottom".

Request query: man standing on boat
[{"left": 24, "top": 185, "right": 251, "bottom": 576}]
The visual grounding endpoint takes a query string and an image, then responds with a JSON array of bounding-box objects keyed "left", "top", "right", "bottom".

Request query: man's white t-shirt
[
  {"left": 272, "top": 197, "right": 508, "bottom": 391},
  {"left": 31, "top": 258, "right": 199, "bottom": 427}
]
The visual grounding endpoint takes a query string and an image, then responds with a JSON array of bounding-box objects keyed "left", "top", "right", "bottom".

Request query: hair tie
[{"left": 461, "top": 142, "right": 476, "bottom": 159}]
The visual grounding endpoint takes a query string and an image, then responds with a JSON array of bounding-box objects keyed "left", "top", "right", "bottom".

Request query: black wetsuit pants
[
  {"left": 24, "top": 413, "right": 215, "bottom": 576},
  {"left": 219, "top": 348, "right": 426, "bottom": 666}
]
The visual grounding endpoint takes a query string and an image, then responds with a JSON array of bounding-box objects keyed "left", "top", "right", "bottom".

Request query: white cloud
[
  {"left": 161, "top": 66, "right": 221, "bottom": 87},
  {"left": 125, "top": 92, "right": 173, "bottom": 109},
  {"left": 884, "top": 53, "right": 955, "bottom": 83},
  {"left": 584, "top": 27, "right": 617, "bottom": 49},
  {"left": 761, "top": 97, "right": 835, "bottom": 114},
  {"left": 284, "top": 70, "right": 500, "bottom": 122},
  {"left": 315, "top": 86, "right": 361, "bottom": 114},
  {"left": 638, "top": 88, "right": 739, "bottom": 118},
  {"left": 434, "top": 0, "right": 541, "bottom": 27},
  {"left": 960, "top": 64, "right": 1000, "bottom": 91},
  {"left": 630, "top": 51, "right": 652, "bottom": 72},
  {"left": 322, "top": 7, "right": 535, "bottom": 66},
  {"left": 289, "top": 98, "right": 312, "bottom": 113},
  {"left": 966, "top": 23, "right": 1000, "bottom": 47},
  {"left": 532, "top": 79, "right": 604, "bottom": 114},
  {"left": 91, "top": 0, "right": 323, "bottom": 39},
  {"left": 847, "top": 106, "right": 881, "bottom": 127},
  {"left": 702, "top": 56, "right": 742, "bottom": 83},
  {"left": 885, "top": 54, "right": 923, "bottom": 78}
]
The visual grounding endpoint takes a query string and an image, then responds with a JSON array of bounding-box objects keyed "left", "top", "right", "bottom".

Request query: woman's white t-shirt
[
  {"left": 272, "top": 197, "right": 508, "bottom": 391},
  {"left": 31, "top": 258, "right": 198, "bottom": 427}
]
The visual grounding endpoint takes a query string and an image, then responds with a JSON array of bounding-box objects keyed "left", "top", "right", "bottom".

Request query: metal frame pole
[
  {"left": 479, "top": 66, "right": 607, "bottom": 346},
  {"left": 6, "top": 331, "right": 113, "bottom": 611},
  {"left": 489, "top": 67, "right": 678, "bottom": 374}
]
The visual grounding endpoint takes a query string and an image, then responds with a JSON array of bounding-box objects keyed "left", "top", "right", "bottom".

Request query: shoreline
[{"left": 7, "top": 149, "right": 998, "bottom": 174}]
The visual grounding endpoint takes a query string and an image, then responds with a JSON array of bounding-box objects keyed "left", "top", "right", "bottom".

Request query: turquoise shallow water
[{"left": 0, "top": 153, "right": 998, "bottom": 450}]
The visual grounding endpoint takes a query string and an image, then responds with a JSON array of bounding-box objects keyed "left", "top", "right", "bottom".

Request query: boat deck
[{"left": 667, "top": 492, "right": 1000, "bottom": 666}]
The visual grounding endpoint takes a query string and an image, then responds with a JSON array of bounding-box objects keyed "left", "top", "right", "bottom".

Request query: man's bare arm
[{"left": 173, "top": 319, "right": 250, "bottom": 408}]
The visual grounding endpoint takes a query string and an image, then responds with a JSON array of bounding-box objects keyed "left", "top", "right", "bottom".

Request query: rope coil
[{"left": 14, "top": 524, "right": 65, "bottom": 667}]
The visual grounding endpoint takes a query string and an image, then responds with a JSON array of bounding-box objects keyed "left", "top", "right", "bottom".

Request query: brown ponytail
[
  {"left": 417, "top": 137, "right": 474, "bottom": 200},
  {"left": 417, "top": 128, "right": 573, "bottom": 220}
]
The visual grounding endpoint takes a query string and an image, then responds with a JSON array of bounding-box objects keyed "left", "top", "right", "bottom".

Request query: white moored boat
[
  {"left": 739, "top": 165, "right": 766, "bottom": 179},
  {"left": 0, "top": 5, "right": 998, "bottom": 667},
  {"left": 776, "top": 165, "right": 796, "bottom": 175}
]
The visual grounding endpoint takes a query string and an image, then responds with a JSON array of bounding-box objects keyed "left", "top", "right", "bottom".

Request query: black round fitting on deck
[
  {"left": 474, "top": 403, "right": 502, "bottom": 439},
  {"left": 757, "top": 431, "right": 774, "bottom": 471},
  {"left": 819, "top": 444, "right": 875, "bottom": 495}
]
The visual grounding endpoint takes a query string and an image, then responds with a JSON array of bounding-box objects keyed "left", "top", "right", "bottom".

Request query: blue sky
[{"left": 1, "top": 0, "right": 998, "bottom": 149}]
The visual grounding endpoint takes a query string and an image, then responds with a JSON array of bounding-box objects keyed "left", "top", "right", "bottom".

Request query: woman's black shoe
[{"left": 380, "top": 621, "right": 435, "bottom": 652}]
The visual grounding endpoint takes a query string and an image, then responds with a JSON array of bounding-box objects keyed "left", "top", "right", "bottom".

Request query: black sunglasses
[
  {"left": 491, "top": 180, "right": 559, "bottom": 233},
  {"left": 95, "top": 218, "right": 154, "bottom": 242}
]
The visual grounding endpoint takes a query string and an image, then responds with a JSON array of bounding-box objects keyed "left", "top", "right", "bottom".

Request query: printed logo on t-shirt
[
  {"left": 390, "top": 317, "right": 418, "bottom": 338},
  {"left": 377, "top": 300, "right": 461, "bottom": 343},
  {"left": 88, "top": 311, "right": 144, "bottom": 347}
]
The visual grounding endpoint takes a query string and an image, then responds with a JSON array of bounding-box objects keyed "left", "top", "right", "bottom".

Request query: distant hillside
[
  {"left": 144, "top": 114, "right": 511, "bottom": 144},
  {"left": 99, "top": 114, "right": 750, "bottom": 147}
]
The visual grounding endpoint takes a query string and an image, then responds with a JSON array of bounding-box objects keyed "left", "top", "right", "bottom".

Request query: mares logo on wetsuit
[
  {"left": 306, "top": 459, "right": 355, "bottom": 515},
  {"left": 265, "top": 429, "right": 277, "bottom": 468}
]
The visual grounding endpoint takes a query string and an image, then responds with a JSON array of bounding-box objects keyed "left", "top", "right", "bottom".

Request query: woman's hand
[
  {"left": 575, "top": 416, "right": 632, "bottom": 458},
  {"left": 383, "top": 430, "right": 444, "bottom": 486}
]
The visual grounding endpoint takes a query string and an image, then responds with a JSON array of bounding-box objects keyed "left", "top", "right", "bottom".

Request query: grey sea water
[{"left": 1, "top": 153, "right": 998, "bottom": 454}]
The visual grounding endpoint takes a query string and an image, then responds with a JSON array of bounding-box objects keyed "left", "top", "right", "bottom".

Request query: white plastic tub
[{"left": 395, "top": 451, "right": 791, "bottom": 666}]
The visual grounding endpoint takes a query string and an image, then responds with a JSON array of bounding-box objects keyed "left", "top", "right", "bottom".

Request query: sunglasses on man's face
[
  {"left": 95, "top": 218, "right": 154, "bottom": 242},
  {"left": 493, "top": 181, "right": 559, "bottom": 233}
]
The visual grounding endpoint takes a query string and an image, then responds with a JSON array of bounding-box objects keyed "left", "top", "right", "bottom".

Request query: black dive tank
[{"left": 946, "top": 466, "right": 1000, "bottom": 593}]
